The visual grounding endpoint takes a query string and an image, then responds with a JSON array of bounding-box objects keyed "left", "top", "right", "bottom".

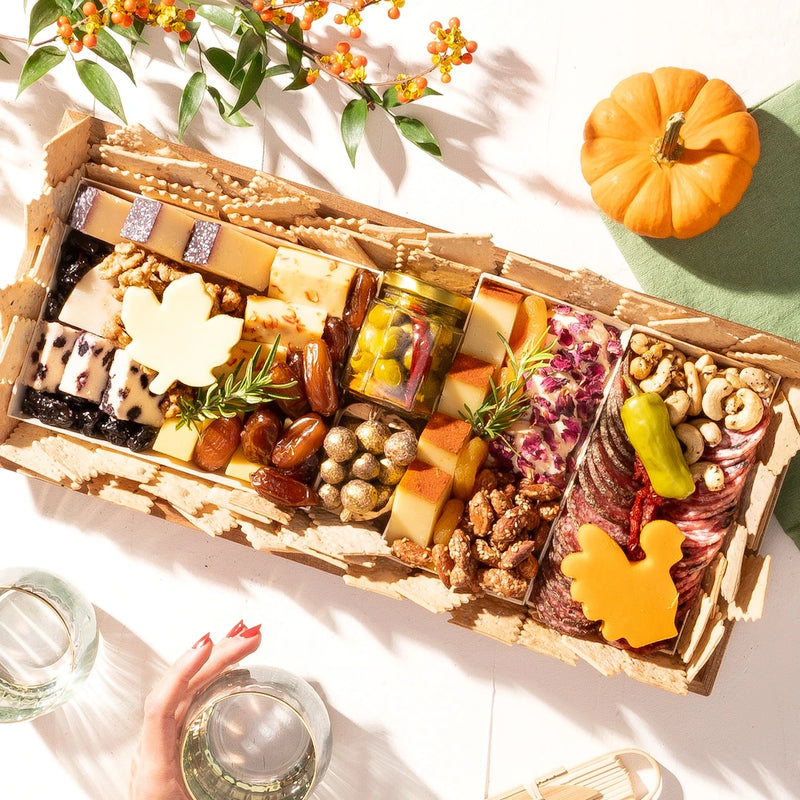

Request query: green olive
[
  {"left": 367, "top": 304, "right": 394, "bottom": 328},
  {"left": 374, "top": 358, "right": 403, "bottom": 387}
]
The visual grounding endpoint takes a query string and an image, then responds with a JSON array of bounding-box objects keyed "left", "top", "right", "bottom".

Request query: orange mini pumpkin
[{"left": 581, "top": 67, "right": 760, "bottom": 239}]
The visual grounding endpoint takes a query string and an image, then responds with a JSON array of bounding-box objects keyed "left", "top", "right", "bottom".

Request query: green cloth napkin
[{"left": 604, "top": 80, "right": 800, "bottom": 548}]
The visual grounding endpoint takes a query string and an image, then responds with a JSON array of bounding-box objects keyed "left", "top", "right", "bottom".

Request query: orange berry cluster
[
  {"left": 319, "top": 40, "right": 368, "bottom": 83},
  {"left": 251, "top": 1, "right": 296, "bottom": 26},
  {"left": 393, "top": 73, "right": 427, "bottom": 103},
  {"left": 427, "top": 18, "right": 477, "bottom": 84},
  {"left": 57, "top": 1, "right": 196, "bottom": 53}
]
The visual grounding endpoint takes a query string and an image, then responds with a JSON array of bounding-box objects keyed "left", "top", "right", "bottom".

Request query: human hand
[{"left": 130, "top": 621, "right": 262, "bottom": 800}]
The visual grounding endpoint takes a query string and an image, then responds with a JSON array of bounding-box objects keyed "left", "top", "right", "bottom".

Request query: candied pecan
[
  {"left": 490, "top": 505, "right": 537, "bottom": 550},
  {"left": 498, "top": 539, "right": 538, "bottom": 569},
  {"left": 489, "top": 485, "right": 515, "bottom": 515},
  {"left": 518, "top": 477, "right": 561, "bottom": 502},
  {"left": 471, "top": 538, "right": 501, "bottom": 567},
  {"left": 531, "top": 519, "right": 551, "bottom": 551},
  {"left": 431, "top": 543, "right": 453, "bottom": 589},
  {"left": 468, "top": 490, "right": 495, "bottom": 536},
  {"left": 538, "top": 501, "right": 561, "bottom": 522},
  {"left": 448, "top": 529, "right": 479, "bottom": 592},
  {"left": 219, "top": 282, "right": 245, "bottom": 316},
  {"left": 513, "top": 497, "right": 541, "bottom": 527},
  {"left": 391, "top": 538, "right": 432, "bottom": 569},
  {"left": 161, "top": 385, "right": 195, "bottom": 418},
  {"left": 473, "top": 467, "right": 499, "bottom": 493},
  {"left": 516, "top": 556, "right": 540, "bottom": 581},
  {"left": 478, "top": 567, "right": 528, "bottom": 599}
]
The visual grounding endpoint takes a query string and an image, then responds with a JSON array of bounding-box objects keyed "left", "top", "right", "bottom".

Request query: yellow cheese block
[
  {"left": 384, "top": 460, "right": 452, "bottom": 548},
  {"left": 224, "top": 446, "right": 262, "bottom": 483},
  {"left": 416, "top": 412, "right": 473, "bottom": 476},
  {"left": 121, "top": 196, "right": 196, "bottom": 263},
  {"left": 436, "top": 352, "right": 494, "bottom": 419},
  {"left": 183, "top": 219, "right": 277, "bottom": 291},
  {"left": 212, "top": 338, "right": 286, "bottom": 379},
  {"left": 152, "top": 417, "right": 203, "bottom": 462},
  {"left": 460, "top": 282, "right": 524, "bottom": 365},
  {"left": 242, "top": 295, "right": 327, "bottom": 351},
  {"left": 268, "top": 247, "right": 358, "bottom": 319},
  {"left": 68, "top": 185, "right": 132, "bottom": 244}
]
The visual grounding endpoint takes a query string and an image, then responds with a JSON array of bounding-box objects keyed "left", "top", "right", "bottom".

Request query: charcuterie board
[{"left": 2, "top": 110, "right": 799, "bottom": 695}]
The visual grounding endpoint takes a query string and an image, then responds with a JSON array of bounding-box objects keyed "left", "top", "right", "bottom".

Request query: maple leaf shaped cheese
[
  {"left": 121, "top": 273, "right": 243, "bottom": 395},
  {"left": 561, "top": 521, "right": 685, "bottom": 649}
]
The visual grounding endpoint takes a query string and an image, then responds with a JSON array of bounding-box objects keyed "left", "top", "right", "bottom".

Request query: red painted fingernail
[
  {"left": 192, "top": 632, "right": 212, "bottom": 649},
  {"left": 240, "top": 624, "right": 261, "bottom": 639},
  {"left": 226, "top": 620, "right": 246, "bottom": 638}
]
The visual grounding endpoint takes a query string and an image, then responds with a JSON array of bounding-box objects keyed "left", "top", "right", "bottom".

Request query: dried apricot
[
  {"left": 452, "top": 437, "right": 489, "bottom": 500},
  {"left": 432, "top": 497, "right": 465, "bottom": 546}
]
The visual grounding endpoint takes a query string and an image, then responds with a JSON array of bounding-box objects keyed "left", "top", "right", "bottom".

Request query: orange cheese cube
[
  {"left": 416, "top": 412, "right": 473, "bottom": 475},
  {"left": 436, "top": 353, "right": 494, "bottom": 420},
  {"left": 460, "top": 282, "right": 524, "bottom": 365}
]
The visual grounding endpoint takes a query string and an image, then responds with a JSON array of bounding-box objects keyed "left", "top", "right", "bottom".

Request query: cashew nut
[
  {"left": 690, "top": 418, "right": 723, "bottom": 447},
  {"left": 690, "top": 461, "right": 725, "bottom": 492},
  {"left": 701, "top": 377, "right": 735, "bottom": 421},
  {"left": 683, "top": 361, "right": 703, "bottom": 417},
  {"left": 664, "top": 390, "right": 691, "bottom": 426},
  {"left": 722, "top": 367, "right": 745, "bottom": 389},
  {"left": 639, "top": 355, "right": 674, "bottom": 394},
  {"left": 630, "top": 332, "right": 653, "bottom": 355},
  {"left": 740, "top": 367, "right": 774, "bottom": 398},
  {"left": 630, "top": 342, "right": 672, "bottom": 381},
  {"left": 724, "top": 387, "right": 764, "bottom": 432},
  {"left": 694, "top": 353, "right": 718, "bottom": 391},
  {"left": 675, "top": 422, "right": 705, "bottom": 465}
]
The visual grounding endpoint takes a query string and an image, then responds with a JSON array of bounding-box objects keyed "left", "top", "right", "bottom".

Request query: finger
[{"left": 140, "top": 638, "right": 214, "bottom": 757}]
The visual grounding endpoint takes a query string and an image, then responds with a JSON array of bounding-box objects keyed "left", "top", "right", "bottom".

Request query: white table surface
[{"left": 1, "top": 2, "right": 799, "bottom": 799}]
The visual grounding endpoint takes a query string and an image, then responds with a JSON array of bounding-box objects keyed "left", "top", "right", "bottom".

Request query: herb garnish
[
  {"left": 461, "top": 332, "right": 553, "bottom": 439},
  {"left": 177, "top": 339, "right": 297, "bottom": 430}
]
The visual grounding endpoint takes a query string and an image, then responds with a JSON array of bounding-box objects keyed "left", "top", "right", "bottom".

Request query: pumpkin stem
[{"left": 653, "top": 111, "right": 686, "bottom": 166}]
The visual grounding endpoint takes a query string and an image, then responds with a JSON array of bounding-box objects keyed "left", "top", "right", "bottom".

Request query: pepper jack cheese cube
[
  {"left": 242, "top": 296, "right": 327, "bottom": 351},
  {"left": 24, "top": 321, "right": 80, "bottom": 393},
  {"left": 59, "top": 332, "right": 115, "bottom": 403},
  {"left": 68, "top": 185, "right": 132, "bottom": 244},
  {"left": 99, "top": 349, "right": 165, "bottom": 428},
  {"left": 225, "top": 446, "right": 262, "bottom": 483},
  {"left": 416, "top": 412, "right": 473, "bottom": 476},
  {"left": 268, "top": 247, "right": 358, "bottom": 319},
  {"left": 182, "top": 219, "right": 276, "bottom": 291},
  {"left": 460, "top": 282, "right": 524, "bottom": 366},
  {"left": 384, "top": 460, "right": 452, "bottom": 548},
  {"left": 436, "top": 353, "right": 494, "bottom": 420},
  {"left": 58, "top": 265, "right": 123, "bottom": 338},
  {"left": 212, "top": 338, "right": 285, "bottom": 379},
  {"left": 121, "top": 196, "right": 195, "bottom": 263},
  {"left": 152, "top": 418, "right": 209, "bottom": 462}
]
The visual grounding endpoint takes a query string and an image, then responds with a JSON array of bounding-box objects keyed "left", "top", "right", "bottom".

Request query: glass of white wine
[
  {"left": 0, "top": 567, "right": 98, "bottom": 723},
  {"left": 181, "top": 664, "right": 332, "bottom": 800}
]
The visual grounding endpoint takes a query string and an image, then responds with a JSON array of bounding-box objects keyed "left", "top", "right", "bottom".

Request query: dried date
[
  {"left": 240, "top": 405, "right": 282, "bottom": 464},
  {"left": 322, "top": 316, "right": 351, "bottom": 364},
  {"left": 251, "top": 466, "right": 320, "bottom": 507},
  {"left": 194, "top": 416, "right": 243, "bottom": 472},
  {"left": 269, "top": 360, "right": 309, "bottom": 418},
  {"left": 343, "top": 269, "right": 378, "bottom": 330},
  {"left": 302, "top": 339, "right": 338, "bottom": 416},
  {"left": 271, "top": 413, "right": 328, "bottom": 469}
]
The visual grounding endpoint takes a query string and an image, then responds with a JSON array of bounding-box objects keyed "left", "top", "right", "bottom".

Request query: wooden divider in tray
[{"left": 2, "top": 110, "right": 800, "bottom": 696}]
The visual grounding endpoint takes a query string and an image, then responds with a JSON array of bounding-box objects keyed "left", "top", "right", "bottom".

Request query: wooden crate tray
[{"left": 2, "top": 111, "right": 799, "bottom": 696}]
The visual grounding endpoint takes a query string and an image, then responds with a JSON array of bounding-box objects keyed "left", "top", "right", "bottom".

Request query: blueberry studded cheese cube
[
  {"left": 24, "top": 321, "right": 80, "bottom": 393},
  {"left": 59, "top": 331, "right": 116, "bottom": 403},
  {"left": 99, "top": 349, "right": 165, "bottom": 427}
]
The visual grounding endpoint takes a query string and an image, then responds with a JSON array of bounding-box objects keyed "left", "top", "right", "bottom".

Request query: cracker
[
  {"left": 302, "top": 513, "right": 390, "bottom": 557},
  {"left": 44, "top": 113, "right": 92, "bottom": 188},
  {"left": 685, "top": 613, "right": 726, "bottom": 683},
  {"left": 448, "top": 595, "right": 525, "bottom": 645},
  {"left": 25, "top": 169, "right": 82, "bottom": 249},
  {"left": 0, "top": 316, "right": 36, "bottom": 383},
  {"left": 343, "top": 561, "right": 409, "bottom": 599},
  {"left": 359, "top": 222, "right": 427, "bottom": 245},
  {"left": 395, "top": 571, "right": 472, "bottom": 614},
  {"left": 0, "top": 280, "right": 46, "bottom": 339},
  {"left": 564, "top": 268, "right": 624, "bottom": 316},
  {"left": 36, "top": 433, "right": 98, "bottom": 488},
  {"left": 239, "top": 520, "right": 287, "bottom": 553},
  {"left": 27, "top": 220, "right": 67, "bottom": 288},
  {"left": 175, "top": 505, "right": 238, "bottom": 537},
  {"left": 425, "top": 231, "right": 496, "bottom": 272},
  {"left": 501, "top": 252, "right": 572, "bottom": 301},
  {"left": 211, "top": 170, "right": 252, "bottom": 200},
  {"left": 140, "top": 186, "right": 218, "bottom": 219},
  {"left": 728, "top": 553, "right": 771, "bottom": 622},
  {"left": 754, "top": 393, "right": 800, "bottom": 476},
  {"left": 330, "top": 226, "right": 396, "bottom": 270},
  {"left": 224, "top": 211, "right": 298, "bottom": 243},
  {"left": 293, "top": 225, "right": 377, "bottom": 268},
  {"left": 649, "top": 316, "right": 740, "bottom": 352},
  {"left": 84, "top": 163, "right": 151, "bottom": 194},
  {"left": 295, "top": 216, "right": 365, "bottom": 231},
  {"left": 561, "top": 635, "right": 626, "bottom": 677},
  {"left": 91, "top": 145, "right": 220, "bottom": 193},
  {"left": 622, "top": 650, "right": 689, "bottom": 695},
  {"left": 247, "top": 171, "right": 321, "bottom": 209},
  {"left": 737, "top": 332, "right": 800, "bottom": 364},
  {"left": 139, "top": 470, "right": 210, "bottom": 514},
  {"left": 93, "top": 478, "right": 155, "bottom": 514},
  {"left": 0, "top": 384, "right": 19, "bottom": 444},
  {"left": 223, "top": 196, "right": 316, "bottom": 225},
  {"left": 403, "top": 248, "right": 481, "bottom": 294},
  {"left": 0, "top": 424, "right": 68, "bottom": 484},
  {"left": 207, "top": 485, "right": 293, "bottom": 526},
  {"left": 93, "top": 446, "right": 159, "bottom": 483},
  {"left": 104, "top": 123, "right": 184, "bottom": 158},
  {"left": 517, "top": 616, "right": 579, "bottom": 665},
  {"left": 613, "top": 291, "right": 690, "bottom": 327},
  {"left": 720, "top": 525, "right": 748, "bottom": 604}
]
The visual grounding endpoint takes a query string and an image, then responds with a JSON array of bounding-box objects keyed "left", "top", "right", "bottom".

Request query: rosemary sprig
[
  {"left": 461, "top": 331, "right": 553, "bottom": 440},
  {"left": 177, "top": 339, "right": 297, "bottom": 431}
]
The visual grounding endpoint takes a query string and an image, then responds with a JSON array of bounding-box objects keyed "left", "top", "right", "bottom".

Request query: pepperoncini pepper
[{"left": 620, "top": 378, "right": 695, "bottom": 500}]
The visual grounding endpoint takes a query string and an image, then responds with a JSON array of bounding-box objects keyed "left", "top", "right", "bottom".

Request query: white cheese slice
[
  {"left": 59, "top": 332, "right": 116, "bottom": 402},
  {"left": 24, "top": 321, "right": 80, "bottom": 393},
  {"left": 99, "top": 349, "right": 165, "bottom": 427},
  {"left": 58, "top": 265, "right": 123, "bottom": 338}
]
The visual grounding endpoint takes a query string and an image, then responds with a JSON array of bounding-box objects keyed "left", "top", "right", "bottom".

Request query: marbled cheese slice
[
  {"left": 24, "top": 321, "right": 80, "bottom": 393},
  {"left": 58, "top": 331, "right": 115, "bottom": 402},
  {"left": 99, "top": 349, "right": 165, "bottom": 427},
  {"left": 58, "top": 265, "right": 122, "bottom": 338},
  {"left": 268, "top": 247, "right": 357, "bottom": 318},
  {"left": 120, "top": 196, "right": 195, "bottom": 263},
  {"left": 68, "top": 185, "right": 132, "bottom": 244}
]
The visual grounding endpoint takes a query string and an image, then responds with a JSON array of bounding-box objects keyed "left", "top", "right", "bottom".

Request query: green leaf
[
  {"left": 178, "top": 71, "right": 206, "bottom": 141},
  {"left": 341, "top": 98, "right": 368, "bottom": 167},
  {"left": 179, "top": 21, "right": 200, "bottom": 59},
  {"left": 232, "top": 28, "right": 261, "bottom": 78},
  {"left": 395, "top": 115, "right": 442, "bottom": 158},
  {"left": 282, "top": 69, "right": 311, "bottom": 91},
  {"left": 285, "top": 19, "right": 304, "bottom": 76},
  {"left": 109, "top": 20, "right": 149, "bottom": 47},
  {"left": 230, "top": 52, "right": 264, "bottom": 114},
  {"left": 93, "top": 27, "right": 135, "bottom": 83},
  {"left": 17, "top": 46, "right": 65, "bottom": 95},
  {"left": 197, "top": 3, "right": 237, "bottom": 34},
  {"left": 0, "top": 48, "right": 10, "bottom": 65},
  {"left": 264, "top": 63, "right": 292, "bottom": 79},
  {"left": 383, "top": 85, "right": 442, "bottom": 109},
  {"left": 205, "top": 46, "right": 236, "bottom": 80},
  {"left": 28, "top": 0, "right": 61, "bottom": 44},
  {"left": 240, "top": 7, "right": 267, "bottom": 37},
  {"left": 207, "top": 86, "right": 252, "bottom": 128},
  {"left": 74, "top": 60, "right": 127, "bottom": 123}
]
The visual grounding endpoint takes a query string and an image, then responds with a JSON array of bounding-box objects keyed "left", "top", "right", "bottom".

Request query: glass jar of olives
[{"left": 344, "top": 272, "right": 470, "bottom": 417}]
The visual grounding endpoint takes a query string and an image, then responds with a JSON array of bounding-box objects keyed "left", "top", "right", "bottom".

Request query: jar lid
[{"left": 382, "top": 272, "right": 472, "bottom": 315}]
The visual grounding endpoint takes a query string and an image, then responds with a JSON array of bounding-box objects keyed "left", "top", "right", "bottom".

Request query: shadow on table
[{"left": 32, "top": 607, "right": 166, "bottom": 800}]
